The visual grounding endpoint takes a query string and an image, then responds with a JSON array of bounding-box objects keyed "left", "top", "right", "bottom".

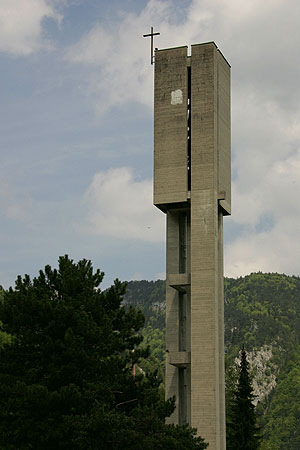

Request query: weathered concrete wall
[
  {"left": 154, "top": 46, "right": 188, "bottom": 209},
  {"left": 154, "top": 42, "right": 230, "bottom": 450}
]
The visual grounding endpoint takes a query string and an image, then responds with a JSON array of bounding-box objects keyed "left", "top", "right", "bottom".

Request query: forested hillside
[{"left": 124, "top": 273, "right": 300, "bottom": 450}]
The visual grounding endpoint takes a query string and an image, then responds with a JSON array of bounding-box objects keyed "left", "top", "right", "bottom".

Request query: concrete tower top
[{"left": 153, "top": 42, "right": 231, "bottom": 215}]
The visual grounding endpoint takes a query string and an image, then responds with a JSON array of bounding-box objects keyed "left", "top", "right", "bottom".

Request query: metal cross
[{"left": 143, "top": 26, "right": 160, "bottom": 65}]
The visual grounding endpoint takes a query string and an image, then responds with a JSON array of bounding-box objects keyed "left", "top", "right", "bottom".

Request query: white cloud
[
  {"left": 65, "top": 0, "right": 177, "bottom": 111},
  {"left": 155, "top": 271, "right": 166, "bottom": 280},
  {"left": 65, "top": 0, "right": 300, "bottom": 111},
  {"left": 0, "top": 0, "right": 62, "bottom": 55},
  {"left": 226, "top": 149, "right": 300, "bottom": 277},
  {"left": 83, "top": 167, "right": 165, "bottom": 242},
  {"left": 225, "top": 216, "right": 300, "bottom": 278},
  {"left": 130, "top": 272, "right": 144, "bottom": 281},
  {"left": 67, "top": 0, "right": 300, "bottom": 277}
]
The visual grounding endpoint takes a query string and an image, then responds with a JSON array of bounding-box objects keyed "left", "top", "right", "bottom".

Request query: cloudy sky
[{"left": 1, "top": 0, "right": 300, "bottom": 289}]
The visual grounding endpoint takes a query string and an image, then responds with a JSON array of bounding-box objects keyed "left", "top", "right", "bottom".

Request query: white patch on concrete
[{"left": 171, "top": 89, "right": 183, "bottom": 105}]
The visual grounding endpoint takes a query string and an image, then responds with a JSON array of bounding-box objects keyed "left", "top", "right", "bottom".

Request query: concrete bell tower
[{"left": 153, "top": 42, "right": 231, "bottom": 450}]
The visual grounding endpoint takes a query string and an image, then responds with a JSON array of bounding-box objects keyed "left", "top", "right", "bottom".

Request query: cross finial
[{"left": 143, "top": 26, "right": 160, "bottom": 65}]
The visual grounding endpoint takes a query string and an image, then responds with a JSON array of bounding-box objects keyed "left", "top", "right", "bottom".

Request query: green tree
[
  {"left": 227, "top": 347, "right": 260, "bottom": 450},
  {"left": 139, "top": 324, "right": 165, "bottom": 381},
  {"left": 0, "top": 256, "right": 207, "bottom": 450},
  {"left": 260, "top": 346, "right": 300, "bottom": 450},
  {"left": 103, "top": 274, "right": 300, "bottom": 448},
  {"left": 0, "top": 285, "right": 12, "bottom": 349}
]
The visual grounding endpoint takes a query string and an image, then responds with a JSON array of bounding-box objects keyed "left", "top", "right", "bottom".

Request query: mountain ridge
[{"left": 124, "top": 272, "right": 300, "bottom": 450}]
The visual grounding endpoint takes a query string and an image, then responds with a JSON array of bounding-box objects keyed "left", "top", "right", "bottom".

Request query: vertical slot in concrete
[
  {"left": 178, "top": 367, "right": 187, "bottom": 424},
  {"left": 187, "top": 66, "right": 192, "bottom": 191},
  {"left": 179, "top": 292, "right": 187, "bottom": 351},
  {"left": 179, "top": 213, "right": 187, "bottom": 273}
]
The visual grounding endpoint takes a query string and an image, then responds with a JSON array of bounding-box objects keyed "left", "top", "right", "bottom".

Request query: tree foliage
[
  {"left": 124, "top": 280, "right": 166, "bottom": 381},
  {"left": 123, "top": 273, "right": 300, "bottom": 449},
  {"left": 259, "top": 346, "right": 300, "bottom": 450},
  {"left": 226, "top": 347, "right": 260, "bottom": 450},
  {"left": 139, "top": 325, "right": 165, "bottom": 381},
  {"left": 0, "top": 284, "right": 12, "bottom": 349},
  {"left": 0, "top": 256, "right": 207, "bottom": 450}
]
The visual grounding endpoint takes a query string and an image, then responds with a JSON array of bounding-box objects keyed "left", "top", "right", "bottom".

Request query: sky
[{"left": 1, "top": 0, "right": 300, "bottom": 289}]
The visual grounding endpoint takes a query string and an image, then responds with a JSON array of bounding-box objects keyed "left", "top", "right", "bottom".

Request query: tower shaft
[{"left": 154, "top": 42, "right": 231, "bottom": 450}]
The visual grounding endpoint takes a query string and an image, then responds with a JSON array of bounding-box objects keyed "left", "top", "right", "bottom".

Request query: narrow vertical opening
[
  {"left": 179, "top": 213, "right": 187, "bottom": 273},
  {"left": 178, "top": 367, "right": 187, "bottom": 424},
  {"left": 186, "top": 211, "right": 190, "bottom": 274},
  {"left": 179, "top": 293, "right": 186, "bottom": 351},
  {"left": 187, "top": 66, "right": 191, "bottom": 191}
]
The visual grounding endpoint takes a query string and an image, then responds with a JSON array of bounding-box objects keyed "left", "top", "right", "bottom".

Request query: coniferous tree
[
  {"left": 0, "top": 256, "right": 207, "bottom": 450},
  {"left": 227, "top": 347, "right": 260, "bottom": 450}
]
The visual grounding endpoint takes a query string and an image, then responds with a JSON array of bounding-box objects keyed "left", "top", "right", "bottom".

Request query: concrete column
[{"left": 153, "top": 42, "right": 230, "bottom": 450}]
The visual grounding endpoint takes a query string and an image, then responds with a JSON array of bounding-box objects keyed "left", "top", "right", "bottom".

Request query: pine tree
[
  {"left": 0, "top": 256, "right": 207, "bottom": 450},
  {"left": 227, "top": 346, "right": 260, "bottom": 450}
]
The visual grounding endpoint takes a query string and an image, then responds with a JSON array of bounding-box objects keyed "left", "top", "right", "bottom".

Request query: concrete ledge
[
  {"left": 219, "top": 199, "right": 231, "bottom": 216},
  {"left": 168, "top": 351, "right": 191, "bottom": 368},
  {"left": 168, "top": 273, "right": 191, "bottom": 292}
]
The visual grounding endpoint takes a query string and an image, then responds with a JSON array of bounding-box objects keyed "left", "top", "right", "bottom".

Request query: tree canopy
[
  {"left": 0, "top": 256, "right": 207, "bottom": 450},
  {"left": 226, "top": 347, "right": 260, "bottom": 450},
  {"left": 112, "top": 273, "right": 300, "bottom": 448}
]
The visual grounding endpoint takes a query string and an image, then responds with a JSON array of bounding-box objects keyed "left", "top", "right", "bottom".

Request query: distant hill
[
  {"left": 124, "top": 273, "right": 300, "bottom": 450},
  {"left": 124, "top": 279, "right": 165, "bottom": 329}
]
